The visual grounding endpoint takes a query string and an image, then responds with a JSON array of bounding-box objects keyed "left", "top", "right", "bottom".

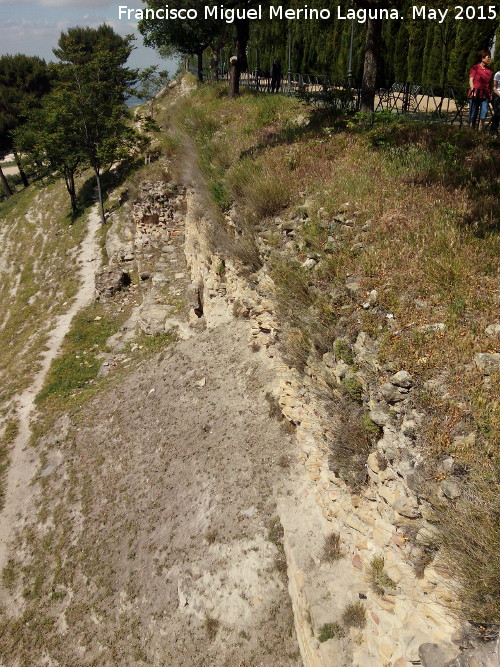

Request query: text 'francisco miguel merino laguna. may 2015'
[{"left": 118, "top": 4, "right": 499, "bottom": 24}]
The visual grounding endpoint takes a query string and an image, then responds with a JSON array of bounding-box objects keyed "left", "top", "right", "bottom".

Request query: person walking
[
  {"left": 491, "top": 67, "right": 500, "bottom": 135},
  {"left": 468, "top": 50, "right": 492, "bottom": 131},
  {"left": 270, "top": 59, "right": 282, "bottom": 93}
]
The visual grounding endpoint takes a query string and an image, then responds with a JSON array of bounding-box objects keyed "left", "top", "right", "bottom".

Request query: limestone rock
[
  {"left": 381, "top": 383, "right": 408, "bottom": 403},
  {"left": 484, "top": 323, "right": 500, "bottom": 337},
  {"left": 445, "top": 640, "right": 500, "bottom": 667},
  {"left": 440, "top": 479, "right": 461, "bottom": 500},
  {"left": 419, "top": 643, "right": 459, "bottom": 667},
  {"left": 362, "top": 289, "right": 378, "bottom": 309},
  {"left": 95, "top": 267, "right": 131, "bottom": 299},
  {"left": 369, "top": 408, "right": 390, "bottom": 426},
  {"left": 345, "top": 279, "right": 362, "bottom": 299},
  {"left": 302, "top": 258, "right": 317, "bottom": 270},
  {"left": 138, "top": 303, "right": 172, "bottom": 335},
  {"left": 474, "top": 353, "right": 500, "bottom": 375},
  {"left": 390, "top": 370, "right": 413, "bottom": 388}
]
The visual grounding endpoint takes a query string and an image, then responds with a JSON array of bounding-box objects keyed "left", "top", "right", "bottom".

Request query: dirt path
[{"left": 0, "top": 204, "right": 102, "bottom": 575}]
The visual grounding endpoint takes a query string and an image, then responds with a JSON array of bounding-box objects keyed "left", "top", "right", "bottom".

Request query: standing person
[
  {"left": 468, "top": 50, "right": 492, "bottom": 131},
  {"left": 271, "top": 58, "right": 282, "bottom": 93},
  {"left": 491, "top": 66, "right": 500, "bottom": 135}
]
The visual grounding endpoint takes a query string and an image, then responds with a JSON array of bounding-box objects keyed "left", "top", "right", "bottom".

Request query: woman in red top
[{"left": 469, "top": 50, "right": 492, "bottom": 131}]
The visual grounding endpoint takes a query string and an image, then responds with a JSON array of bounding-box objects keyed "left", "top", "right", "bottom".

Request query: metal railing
[{"left": 200, "top": 67, "right": 486, "bottom": 127}]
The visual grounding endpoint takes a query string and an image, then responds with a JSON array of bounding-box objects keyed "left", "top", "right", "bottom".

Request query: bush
[
  {"left": 369, "top": 556, "right": 396, "bottom": 596},
  {"left": 318, "top": 622, "right": 345, "bottom": 642},
  {"left": 328, "top": 402, "right": 372, "bottom": 490},
  {"left": 322, "top": 532, "right": 342, "bottom": 562},
  {"left": 334, "top": 339, "right": 355, "bottom": 366},
  {"left": 341, "top": 601, "right": 366, "bottom": 629},
  {"left": 341, "top": 377, "right": 363, "bottom": 402}
]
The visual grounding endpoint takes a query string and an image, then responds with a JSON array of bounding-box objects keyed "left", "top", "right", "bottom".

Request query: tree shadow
[
  {"left": 239, "top": 107, "right": 350, "bottom": 161},
  {"left": 71, "top": 156, "right": 143, "bottom": 224}
]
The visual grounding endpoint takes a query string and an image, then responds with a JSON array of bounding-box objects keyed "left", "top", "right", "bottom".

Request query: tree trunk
[
  {"left": 228, "top": 57, "right": 239, "bottom": 99},
  {"left": 197, "top": 50, "right": 204, "bottom": 83},
  {"left": 360, "top": 16, "right": 382, "bottom": 112},
  {"left": 14, "top": 151, "right": 29, "bottom": 187},
  {"left": 228, "top": 17, "right": 249, "bottom": 98},
  {"left": 0, "top": 166, "right": 12, "bottom": 197},
  {"left": 95, "top": 169, "right": 106, "bottom": 224},
  {"left": 65, "top": 172, "right": 77, "bottom": 214}
]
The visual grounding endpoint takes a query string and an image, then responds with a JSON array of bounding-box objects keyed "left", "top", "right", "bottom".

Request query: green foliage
[
  {"left": 15, "top": 88, "right": 86, "bottom": 212},
  {"left": 341, "top": 377, "right": 363, "bottom": 403},
  {"left": 318, "top": 622, "right": 345, "bottom": 642},
  {"left": 361, "top": 413, "right": 383, "bottom": 441},
  {"left": 52, "top": 25, "right": 143, "bottom": 223},
  {"left": 136, "top": 65, "right": 169, "bottom": 115},
  {"left": 0, "top": 54, "right": 51, "bottom": 158},
  {"left": 369, "top": 556, "right": 397, "bottom": 596},
  {"left": 333, "top": 339, "right": 355, "bottom": 366},
  {"left": 35, "top": 304, "right": 119, "bottom": 406}
]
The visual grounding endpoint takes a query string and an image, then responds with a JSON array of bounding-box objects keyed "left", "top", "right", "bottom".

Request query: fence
[{"left": 201, "top": 67, "right": 486, "bottom": 127}]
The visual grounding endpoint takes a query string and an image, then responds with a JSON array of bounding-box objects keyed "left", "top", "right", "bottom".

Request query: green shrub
[
  {"left": 341, "top": 377, "right": 363, "bottom": 402},
  {"left": 369, "top": 556, "right": 396, "bottom": 596},
  {"left": 318, "top": 622, "right": 345, "bottom": 642},
  {"left": 334, "top": 339, "right": 355, "bottom": 366}
]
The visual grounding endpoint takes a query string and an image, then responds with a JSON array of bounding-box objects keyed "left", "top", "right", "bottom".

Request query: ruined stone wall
[{"left": 181, "top": 189, "right": 499, "bottom": 667}]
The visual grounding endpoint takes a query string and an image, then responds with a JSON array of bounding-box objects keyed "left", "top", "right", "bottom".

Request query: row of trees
[
  {"left": 139, "top": 0, "right": 498, "bottom": 107},
  {"left": 0, "top": 26, "right": 163, "bottom": 222}
]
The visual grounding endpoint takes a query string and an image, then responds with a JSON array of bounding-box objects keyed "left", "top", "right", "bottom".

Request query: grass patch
[
  {"left": 35, "top": 303, "right": 120, "bottom": 410},
  {"left": 327, "top": 402, "right": 373, "bottom": 490},
  {"left": 0, "top": 180, "right": 88, "bottom": 404},
  {"left": 341, "top": 601, "right": 366, "bottom": 629},
  {"left": 333, "top": 339, "right": 355, "bottom": 367},
  {"left": 318, "top": 622, "right": 345, "bottom": 642},
  {"left": 340, "top": 377, "right": 363, "bottom": 403},
  {"left": 369, "top": 556, "right": 397, "bottom": 596},
  {"left": 322, "top": 532, "right": 342, "bottom": 562},
  {"left": 0, "top": 419, "right": 19, "bottom": 510},
  {"left": 433, "top": 478, "right": 500, "bottom": 628}
]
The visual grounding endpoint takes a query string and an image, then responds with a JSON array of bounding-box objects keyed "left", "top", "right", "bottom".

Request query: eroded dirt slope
[{"left": 1, "top": 319, "right": 300, "bottom": 666}]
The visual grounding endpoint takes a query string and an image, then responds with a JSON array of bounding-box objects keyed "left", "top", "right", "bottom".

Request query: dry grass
[
  {"left": 326, "top": 402, "right": 375, "bottom": 490},
  {"left": 433, "top": 479, "right": 500, "bottom": 628},
  {"left": 0, "top": 419, "right": 19, "bottom": 510},
  {"left": 322, "top": 532, "right": 342, "bottom": 562},
  {"left": 341, "top": 601, "right": 366, "bottom": 629}
]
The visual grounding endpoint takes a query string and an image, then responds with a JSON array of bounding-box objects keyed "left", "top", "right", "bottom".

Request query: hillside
[{"left": 0, "top": 77, "right": 498, "bottom": 666}]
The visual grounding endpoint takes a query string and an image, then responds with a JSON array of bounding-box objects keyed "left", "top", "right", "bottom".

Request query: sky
[{"left": 0, "top": 0, "right": 179, "bottom": 73}]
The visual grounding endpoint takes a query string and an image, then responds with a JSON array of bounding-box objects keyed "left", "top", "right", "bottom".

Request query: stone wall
[{"left": 181, "top": 187, "right": 499, "bottom": 667}]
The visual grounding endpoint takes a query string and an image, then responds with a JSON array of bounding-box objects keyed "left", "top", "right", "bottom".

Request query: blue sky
[{"left": 0, "top": 0, "right": 179, "bottom": 72}]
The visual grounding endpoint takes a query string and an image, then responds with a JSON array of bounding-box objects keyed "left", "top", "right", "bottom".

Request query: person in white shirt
[{"left": 492, "top": 69, "right": 500, "bottom": 134}]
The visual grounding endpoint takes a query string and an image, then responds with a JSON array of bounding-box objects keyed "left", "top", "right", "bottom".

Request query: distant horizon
[{"left": 0, "top": 0, "right": 179, "bottom": 73}]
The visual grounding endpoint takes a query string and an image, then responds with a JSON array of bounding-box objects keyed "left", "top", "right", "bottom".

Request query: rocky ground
[{"left": 0, "top": 172, "right": 301, "bottom": 666}]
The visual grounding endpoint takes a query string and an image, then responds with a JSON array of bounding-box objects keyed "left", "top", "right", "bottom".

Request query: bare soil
[
  {"left": 1, "top": 320, "right": 300, "bottom": 666},
  {"left": 0, "top": 188, "right": 301, "bottom": 664}
]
